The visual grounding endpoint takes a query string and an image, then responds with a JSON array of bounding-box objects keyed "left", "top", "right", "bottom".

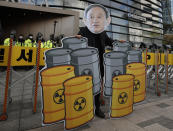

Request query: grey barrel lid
[
  {"left": 113, "top": 41, "right": 131, "bottom": 52},
  {"left": 104, "top": 51, "right": 128, "bottom": 66},
  {"left": 61, "top": 36, "right": 88, "bottom": 50},
  {"left": 127, "top": 49, "right": 142, "bottom": 55},
  {"left": 45, "top": 48, "right": 72, "bottom": 64},
  {"left": 71, "top": 48, "right": 99, "bottom": 65},
  {"left": 113, "top": 41, "right": 130, "bottom": 47},
  {"left": 45, "top": 48, "right": 72, "bottom": 56},
  {"left": 127, "top": 49, "right": 142, "bottom": 62}
]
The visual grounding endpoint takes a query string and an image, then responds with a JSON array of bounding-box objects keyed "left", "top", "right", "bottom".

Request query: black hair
[{"left": 84, "top": 4, "right": 110, "bottom": 18}]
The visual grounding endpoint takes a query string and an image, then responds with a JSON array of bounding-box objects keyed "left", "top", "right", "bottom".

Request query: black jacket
[
  {"left": 78, "top": 27, "right": 113, "bottom": 77},
  {"left": 78, "top": 27, "right": 113, "bottom": 49}
]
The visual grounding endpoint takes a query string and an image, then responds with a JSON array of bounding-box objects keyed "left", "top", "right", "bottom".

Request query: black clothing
[
  {"left": 78, "top": 27, "right": 113, "bottom": 116},
  {"left": 78, "top": 27, "right": 113, "bottom": 77},
  {"left": 95, "top": 106, "right": 105, "bottom": 118},
  {"left": 78, "top": 27, "right": 113, "bottom": 48}
]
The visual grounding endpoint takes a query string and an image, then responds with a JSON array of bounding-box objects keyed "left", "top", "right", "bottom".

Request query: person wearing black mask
[{"left": 77, "top": 4, "right": 113, "bottom": 118}]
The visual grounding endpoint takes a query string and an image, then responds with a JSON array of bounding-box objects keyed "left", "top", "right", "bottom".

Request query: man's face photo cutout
[{"left": 83, "top": 5, "right": 111, "bottom": 34}]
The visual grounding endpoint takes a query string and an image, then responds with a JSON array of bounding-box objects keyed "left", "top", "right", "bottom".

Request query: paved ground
[
  {"left": 28, "top": 97, "right": 173, "bottom": 131},
  {"left": 0, "top": 68, "right": 173, "bottom": 131}
]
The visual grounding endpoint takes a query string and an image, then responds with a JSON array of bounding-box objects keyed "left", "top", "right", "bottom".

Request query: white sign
[{"left": 128, "top": 13, "right": 146, "bottom": 22}]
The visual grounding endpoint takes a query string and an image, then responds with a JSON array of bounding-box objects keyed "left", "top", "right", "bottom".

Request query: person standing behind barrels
[{"left": 76, "top": 4, "right": 113, "bottom": 118}]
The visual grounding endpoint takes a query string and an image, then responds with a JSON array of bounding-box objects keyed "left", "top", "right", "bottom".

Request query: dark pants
[
  {"left": 95, "top": 93, "right": 101, "bottom": 109},
  {"left": 95, "top": 73, "right": 103, "bottom": 110}
]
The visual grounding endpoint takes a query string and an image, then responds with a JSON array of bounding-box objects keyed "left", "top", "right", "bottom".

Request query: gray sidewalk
[
  {"left": 27, "top": 97, "right": 173, "bottom": 131},
  {"left": 0, "top": 69, "right": 173, "bottom": 131}
]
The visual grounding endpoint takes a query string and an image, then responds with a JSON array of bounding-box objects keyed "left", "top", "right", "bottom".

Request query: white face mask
[{"left": 84, "top": 7, "right": 111, "bottom": 34}]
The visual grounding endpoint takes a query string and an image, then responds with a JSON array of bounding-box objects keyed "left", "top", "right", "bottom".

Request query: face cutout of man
[{"left": 83, "top": 5, "right": 111, "bottom": 34}]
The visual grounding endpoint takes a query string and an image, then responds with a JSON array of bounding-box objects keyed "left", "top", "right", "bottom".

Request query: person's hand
[{"left": 75, "top": 35, "right": 82, "bottom": 39}]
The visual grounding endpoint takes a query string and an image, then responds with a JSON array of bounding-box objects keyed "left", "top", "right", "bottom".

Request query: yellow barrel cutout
[
  {"left": 126, "top": 63, "right": 146, "bottom": 103},
  {"left": 111, "top": 74, "right": 134, "bottom": 118},
  {"left": 40, "top": 65, "right": 75, "bottom": 124},
  {"left": 64, "top": 75, "right": 94, "bottom": 130}
]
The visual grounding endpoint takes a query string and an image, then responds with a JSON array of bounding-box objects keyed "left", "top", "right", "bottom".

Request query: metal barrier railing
[
  {"left": 0, "top": 37, "right": 44, "bottom": 120},
  {"left": 1, "top": 40, "right": 173, "bottom": 121},
  {"left": 0, "top": 37, "right": 13, "bottom": 120},
  {"left": 142, "top": 44, "right": 173, "bottom": 96}
]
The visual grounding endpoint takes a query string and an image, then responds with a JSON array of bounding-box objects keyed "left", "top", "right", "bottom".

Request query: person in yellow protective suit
[
  {"left": 44, "top": 40, "right": 53, "bottom": 48},
  {"left": 4, "top": 37, "right": 10, "bottom": 46},
  {"left": 4, "top": 30, "right": 17, "bottom": 46},
  {"left": 43, "top": 34, "right": 55, "bottom": 48},
  {"left": 15, "top": 34, "right": 25, "bottom": 47},
  {"left": 24, "top": 34, "right": 37, "bottom": 47}
]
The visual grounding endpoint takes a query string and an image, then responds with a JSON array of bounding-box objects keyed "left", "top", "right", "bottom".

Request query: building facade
[
  {"left": 162, "top": 0, "right": 172, "bottom": 24},
  {"left": 16, "top": 0, "right": 164, "bottom": 44}
]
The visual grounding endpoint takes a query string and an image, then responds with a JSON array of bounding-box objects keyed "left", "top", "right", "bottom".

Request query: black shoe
[{"left": 95, "top": 108, "right": 105, "bottom": 118}]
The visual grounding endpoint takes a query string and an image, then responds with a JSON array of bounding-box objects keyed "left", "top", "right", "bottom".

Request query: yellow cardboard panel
[
  {"left": 0, "top": 46, "right": 50, "bottom": 66},
  {"left": 142, "top": 52, "right": 161, "bottom": 65},
  {"left": 160, "top": 53, "right": 165, "bottom": 65},
  {"left": 0, "top": 46, "right": 9, "bottom": 66},
  {"left": 11, "top": 46, "right": 36, "bottom": 66}
]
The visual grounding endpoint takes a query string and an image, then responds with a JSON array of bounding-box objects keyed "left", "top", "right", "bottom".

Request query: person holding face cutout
[{"left": 77, "top": 4, "right": 114, "bottom": 118}]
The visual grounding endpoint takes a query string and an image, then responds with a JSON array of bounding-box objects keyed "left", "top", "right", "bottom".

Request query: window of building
[
  {"left": 112, "top": 25, "right": 128, "bottom": 34},
  {"left": 113, "top": 33, "right": 129, "bottom": 41},
  {"left": 112, "top": 17, "right": 129, "bottom": 26}
]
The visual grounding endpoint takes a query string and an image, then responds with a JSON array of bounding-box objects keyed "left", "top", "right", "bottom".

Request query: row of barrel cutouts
[
  {"left": 40, "top": 63, "right": 145, "bottom": 130},
  {"left": 39, "top": 36, "right": 146, "bottom": 130}
]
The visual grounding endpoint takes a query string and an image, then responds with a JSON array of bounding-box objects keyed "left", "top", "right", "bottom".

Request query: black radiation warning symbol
[
  {"left": 118, "top": 92, "right": 128, "bottom": 104},
  {"left": 73, "top": 97, "right": 86, "bottom": 111},
  {"left": 134, "top": 79, "right": 140, "bottom": 91},
  {"left": 53, "top": 89, "right": 64, "bottom": 104}
]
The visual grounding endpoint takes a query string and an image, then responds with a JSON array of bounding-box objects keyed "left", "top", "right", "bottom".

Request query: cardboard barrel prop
[
  {"left": 104, "top": 51, "right": 128, "bottom": 96},
  {"left": 126, "top": 63, "right": 146, "bottom": 103},
  {"left": 70, "top": 48, "right": 101, "bottom": 94},
  {"left": 62, "top": 36, "right": 88, "bottom": 50},
  {"left": 45, "top": 48, "right": 72, "bottom": 68},
  {"left": 111, "top": 74, "right": 134, "bottom": 117},
  {"left": 64, "top": 75, "right": 94, "bottom": 130},
  {"left": 113, "top": 41, "right": 131, "bottom": 52},
  {"left": 40, "top": 65, "right": 75, "bottom": 124},
  {"left": 127, "top": 50, "right": 142, "bottom": 63}
]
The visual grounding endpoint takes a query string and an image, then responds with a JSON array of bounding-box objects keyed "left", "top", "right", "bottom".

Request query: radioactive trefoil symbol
[
  {"left": 134, "top": 79, "right": 140, "bottom": 91},
  {"left": 118, "top": 92, "right": 128, "bottom": 104},
  {"left": 73, "top": 97, "right": 86, "bottom": 111},
  {"left": 53, "top": 89, "right": 64, "bottom": 104}
]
